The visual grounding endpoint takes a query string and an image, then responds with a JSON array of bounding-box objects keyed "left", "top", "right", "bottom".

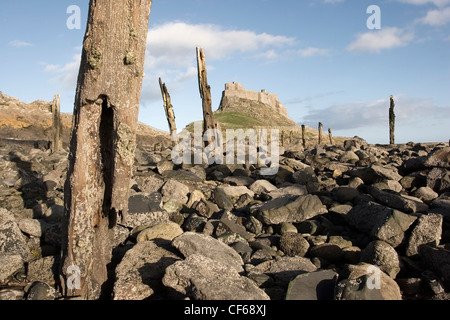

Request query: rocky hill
[
  {"left": 184, "top": 83, "right": 348, "bottom": 148},
  {"left": 0, "top": 91, "right": 170, "bottom": 149}
]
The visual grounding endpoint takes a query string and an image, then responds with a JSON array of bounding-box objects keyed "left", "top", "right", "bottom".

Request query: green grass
[{"left": 214, "top": 112, "right": 265, "bottom": 130}]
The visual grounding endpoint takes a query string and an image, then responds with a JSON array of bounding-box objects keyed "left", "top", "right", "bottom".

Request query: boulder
[
  {"left": 125, "top": 194, "right": 169, "bottom": 229},
  {"left": 420, "top": 245, "right": 450, "bottom": 288},
  {"left": 216, "top": 185, "right": 255, "bottom": 200},
  {"left": 427, "top": 168, "right": 450, "bottom": 193},
  {"left": 251, "top": 256, "right": 317, "bottom": 288},
  {"left": 335, "top": 263, "right": 402, "bottom": 300},
  {"left": 285, "top": 269, "right": 338, "bottom": 300},
  {"left": 0, "top": 253, "right": 24, "bottom": 282},
  {"left": 172, "top": 232, "right": 244, "bottom": 273},
  {"left": 406, "top": 213, "right": 443, "bottom": 258},
  {"left": 18, "top": 218, "right": 51, "bottom": 238},
  {"left": 113, "top": 240, "right": 182, "bottom": 300},
  {"left": 346, "top": 201, "right": 417, "bottom": 247},
  {"left": 27, "top": 255, "right": 59, "bottom": 283},
  {"left": 249, "top": 180, "right": 278, "bottom": 195},
  {"left": 368, "top": 186, "right": 428, "bottom": 214},
  {"left": 136, "top": 222, "right": 184, "bottom": 243},
  {"left": 0, "top": 208, "right": 32, "bottom": 261},
  {"left": 348, "top": 165, "right": 402, "bottom": 184},
  {"left": 250, "top": 195, "right": 327, "bottom": 225},
  {"left": 360, "top": 240, "right": 400, "bottom": 278},
  {"left": 279, "top": 232, "right": 310, "bottom": 257},
  {"left": 162, "top": 254, "right": 270, "bottom": 300},
  {"left": 161, "top": 179, "right": 190, "bottom": 205},
  {"left": 424, "top": 147, "right": 450, "bottom": 169}
]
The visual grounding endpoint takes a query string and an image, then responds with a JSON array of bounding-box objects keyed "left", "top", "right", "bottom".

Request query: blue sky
[{"left": 1, "top": 0, "right": 449, "bottom": 144}]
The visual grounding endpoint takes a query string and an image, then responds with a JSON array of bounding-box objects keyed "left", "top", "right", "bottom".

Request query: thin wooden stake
[
  {"left": 196, "top": 47, "right": 216, "bottom": 147},
  {"left": 159, "top": 78, "right": 178, "bottom": 146},
  {"left": 302, "top": 125, "right": 306, "bottom": 149},
  {"left": 51, "top": 93, "right": 62, "bottom": 153},
  {"left": 390, "top": 95, "right": 396, "bottom": 145}
]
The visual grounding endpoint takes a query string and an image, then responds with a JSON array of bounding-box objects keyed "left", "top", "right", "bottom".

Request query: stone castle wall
[{"left": 220, "top": 82, "right": 289, "bottom": 117}]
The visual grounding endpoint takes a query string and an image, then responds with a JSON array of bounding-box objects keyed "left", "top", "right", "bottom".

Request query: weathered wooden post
[
  {"left": 318, "top": 122, "right": 323, "bottom": 145},
  {"left": 159, "top": 78, "right": 178, "bottom": 146},
  {"left": 51, "top": 93, "right": 62, "bottom": 153},
  {"left": 60, "top": 0, "right": 153, "bottom": 300},
  {"left": 302, "top": 125, "right": 306, "bottom": 149},
  {"left": 328, "top": 128, "right": 333, "bottom": 145},
  {"left": 196, "top": 47, "right": 216, "bottom": 147},
  {"left": 389, "top": 95, "right": 396, "bottom": 145}
]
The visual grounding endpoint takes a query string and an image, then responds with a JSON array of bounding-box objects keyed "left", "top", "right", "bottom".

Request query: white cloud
[
  {"left": 145, "top": 22, "right": 295, "bottom": 71},
  {"left": 418, "top": 6, "right": 450, "bottom": 25},
  {"left": 9, "top": 40, "right": 33, "bottom": 48},
  {"left": 141, "top": 21, "right": 296, "bottom": 104},
  {"left": 323, "top": 0, "right": 344, "bottom": 3},
  {"left": 297, "top": 47, "right": 331, "bottom": 57},
  {"left": 397, "top": 0, "right": 450, "bottom": 7},
  {"left": 347, "top": 27, "right": 414, "bottom": 53},
  {"left": 44, "top": 54, "right": 81, "bottom": 90}
]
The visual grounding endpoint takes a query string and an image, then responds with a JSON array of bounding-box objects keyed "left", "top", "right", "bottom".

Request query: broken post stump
[
  {"left": 328, "top": 128, "right": 333, "bottom": 145},
  {"left": 390, "top": 95, "right": 396, "bottom": 145},
  {"left": 51, "top": 93, "right": 62, "bottom": 153},
  {"left": 159, "top": 78, "right": 178, "bottom": 146},
  {"left": 60, "top": 0, "right": 153, "bottom": 300},
  {"left": 318, "top": 122, "right": 323, "bottom": 145},
  {"left": 302, "top": 125, "right": 306, "bottom": 149}
]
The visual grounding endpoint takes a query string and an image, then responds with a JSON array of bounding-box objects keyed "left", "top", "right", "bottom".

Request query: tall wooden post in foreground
[
  {"left": 60, "top": 0, "right": 152, "bottom": 300},
  {"left": 389, "top": 95, "right": 396, "bottom": 145},
  {"left": 51, "top": 93, "right": 62, "bottom": 153},
  {"left": 196, "top": 47, "right": 216, "bottom": 147},
  {"left": 159, "top": 78, "right": 178, "bottom": 146}
]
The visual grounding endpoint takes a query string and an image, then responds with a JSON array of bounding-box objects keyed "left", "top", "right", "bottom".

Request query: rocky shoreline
[{"left": 0, "top": 137, "right": 449, "bottom": 300}]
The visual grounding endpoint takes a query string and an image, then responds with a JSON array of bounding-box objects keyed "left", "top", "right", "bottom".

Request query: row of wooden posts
[
  {"left": 157, "top": 47, "right": 397, "bottom": 150},
  {"left": 49, "top": 50, "right": 398, "bottom": 156}
]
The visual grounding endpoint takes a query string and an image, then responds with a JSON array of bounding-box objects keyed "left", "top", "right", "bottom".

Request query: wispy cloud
[
  {"left": 43, "top": 53, "right": 81, "bottom": 90},
  {"left": 297, "top": 47, "right": 331, "bottom": 57},
  {"left": 347, "top": 27, "right": 414, "bottom": 53},
  {"left": 302, "top": 95, "right": 450, "bottom": 130},
  {"left": 418, "top": 6, "right": 450, "bottom": 25},
  {"left": 9, "top": 40, "right": 33, "bottom": 48},
  {"left": 397, "top": 0, "right": 450, "bottom": 7},
  {"left": 285, "top": 91, "right": 345, "bottom": 105}
]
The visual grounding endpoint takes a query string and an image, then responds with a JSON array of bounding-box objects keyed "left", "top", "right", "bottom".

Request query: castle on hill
[{"left": 218, "top": 82, "right": 289, "bottom": 117}]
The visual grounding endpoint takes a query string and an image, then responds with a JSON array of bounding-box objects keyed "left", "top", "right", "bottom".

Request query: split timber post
[
  {"left": 302, "top": 125, "right": 306, "bottom": 149},
  {"left": 60, "top": 0, "right": 153, "bottom": 300},
  {"left": 196, "top": 47, "right": 216, "bottom": 148},
  {"left": 328, "top": 128, "right": 333, "bottom": 145},
  {"left": 389, "top": 95, "right": 396, "bottom": 145},
  {"left": 51, "top": 93, "right": 62, "bottom": 153},
  {"left": 159, "top": 78, "right": 178, "bottom": 146},
  {"left": 318, "top": 122, "right": 323, "bottom": 145}
]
